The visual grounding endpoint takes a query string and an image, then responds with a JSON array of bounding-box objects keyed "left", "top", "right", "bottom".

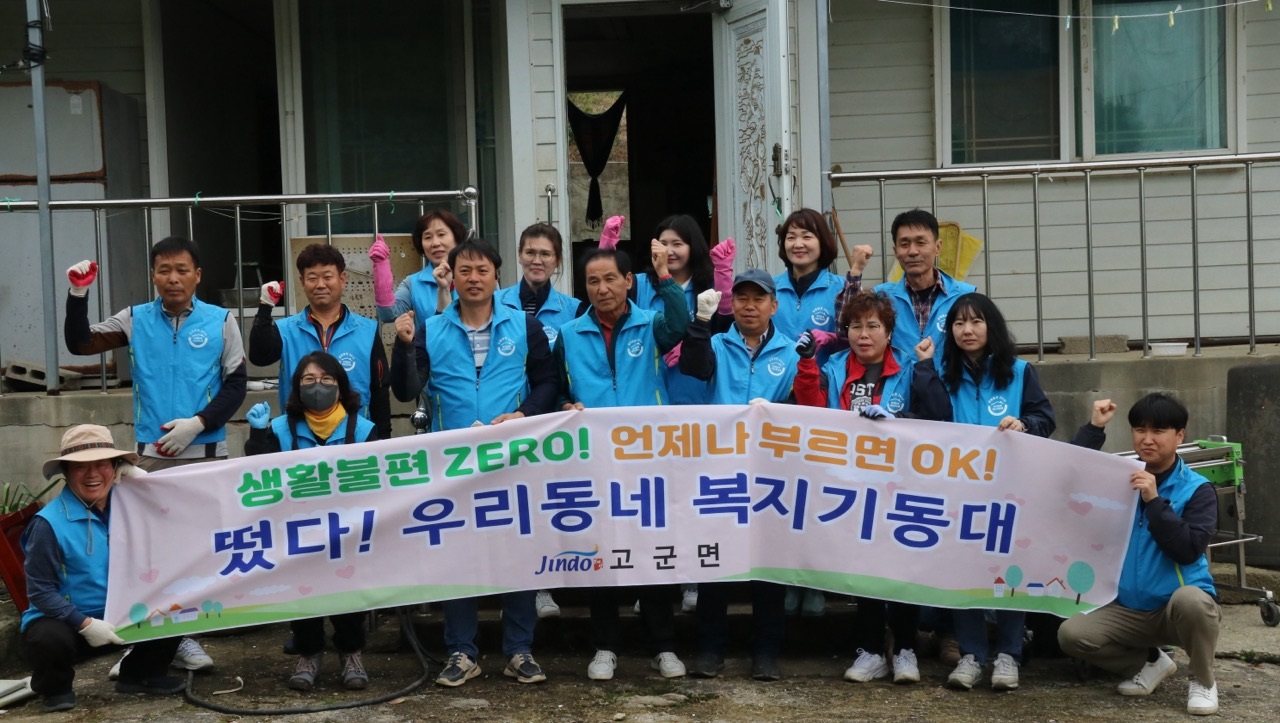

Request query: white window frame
[{"left": 934, "top": 1, "right": 1244, "bottom": 168}]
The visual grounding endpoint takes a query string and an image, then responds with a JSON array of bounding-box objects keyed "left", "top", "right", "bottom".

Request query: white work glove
[
  {"left": 749, "top": 398, "right": 768, "bottom": 405},
  {"left": 116, "top": 463, "right": 147, "bottom": 479},
  {"left": 260, "top": 281, "right": 284, "bottom": 307},
  {"left": 79, "top": 618, "right": 125, "bottom": 647},
  {"left": 695, "top": 289, "right": 723, "bottom": 322},
  {"left": 67, "top": 260, "right": 98, "bottom": 298},
  {"left": 157, "top": 416, "right": 205, "bottom": 456}
]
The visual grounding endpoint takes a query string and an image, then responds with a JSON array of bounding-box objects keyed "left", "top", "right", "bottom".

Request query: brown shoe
[{"left": 939, "top": 636, "right": 961, "bottom": 666}]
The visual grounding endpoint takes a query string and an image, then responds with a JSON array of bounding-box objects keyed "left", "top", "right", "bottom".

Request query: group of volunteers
[{"left": 20, "top": 207, "right": 1220, "bottom": 716}]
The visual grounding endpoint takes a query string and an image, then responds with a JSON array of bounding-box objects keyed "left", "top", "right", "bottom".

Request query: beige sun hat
[{"left": 42, "top": 424, "right": 138, "bottom": 480}]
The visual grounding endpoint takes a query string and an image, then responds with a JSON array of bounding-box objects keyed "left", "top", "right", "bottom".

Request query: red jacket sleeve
[{"left": 793, "top": 356, "right": 827, "bottom": 407}]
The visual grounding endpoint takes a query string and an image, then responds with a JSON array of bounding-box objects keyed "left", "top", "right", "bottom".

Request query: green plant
[{"left": 0, "top": 480, "right": 58, "bottom": 514}]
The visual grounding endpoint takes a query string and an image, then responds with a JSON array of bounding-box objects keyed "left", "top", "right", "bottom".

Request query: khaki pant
[{"left": 1057, "top": 585, "right": 1220, "bottom": 686}]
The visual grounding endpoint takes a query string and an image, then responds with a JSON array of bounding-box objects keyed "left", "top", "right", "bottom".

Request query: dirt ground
[{"left": 3, "top": 599, "right": 1280, "bottom": 722}]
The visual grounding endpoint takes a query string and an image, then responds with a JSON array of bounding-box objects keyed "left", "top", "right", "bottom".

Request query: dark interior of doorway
[{"left": 563, "top": 11, "right": 715, "bottom": 300}]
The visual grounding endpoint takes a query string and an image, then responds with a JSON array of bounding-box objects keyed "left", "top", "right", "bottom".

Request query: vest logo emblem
[
  {"left": 496, "top": 337, "right": 517, "bottom": 357},
  {"left": 767, "top": 358, "right": 786, "bottom": 377},
  {"left": 187, "top": 329, "right": 209, "bottom": 349},
  {"left": 935, "top": 317, "right": 946, "bottom": 332},
  {"left": 987, "top": 395, "right": 1009, "bottom": 416},
  {"left": 544, "top": 326, "right": 559, "bottom": 345},
  {"left": 886, "top": 392, "right": 906, "bottom": 413},
  {"left": 337, "top": 351, "right": 358, "bottom": 371},
  {"left": 810, "top": 307, "right": 831, "bottom": 326},
  {"left": 626, "top": 339, "right": 645, "bottom": 358}
]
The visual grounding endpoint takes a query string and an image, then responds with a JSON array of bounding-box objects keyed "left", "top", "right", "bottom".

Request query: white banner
[{"left": 105, "top": 405, "right": 1141, "bottom": 641}]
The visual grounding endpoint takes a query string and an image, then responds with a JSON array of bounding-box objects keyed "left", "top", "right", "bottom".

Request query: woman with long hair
[
  {"left": 938, "top": 293, "right": 1054, "bottom": 693},
  {"left": 245, "top": 351, "right": 377, "bottom": 692}
]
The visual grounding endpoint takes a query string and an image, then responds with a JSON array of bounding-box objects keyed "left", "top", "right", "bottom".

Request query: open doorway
[{"left": 562, "top": 9, "right": 715, "bottom": 299}]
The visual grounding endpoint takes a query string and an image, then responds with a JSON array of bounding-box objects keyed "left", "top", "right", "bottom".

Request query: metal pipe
[
  {"left": 1084, "top": 170, "right": 1096, "bottom": 360},
  {"left": 234, "top": 205, "right": 244, "bottom": 327},
  {"left": 1139, "top": 168, "right": 1150, "bottom": 358},
  {"left": 4, "top": 189, "right": 472, "bottom": 212},
  {"left": 142, "top": 207, "right": 152, "bottom": 298},
  {"left": 280, "top": 202, "right": 289, "bottom": 314},
  {"left": 325, "top": 202, "right": 332, "bottom": 246},
  {"left": 877, "top": 179, "right": 888, "bottom": 281},
  {"left": 465, "top": 185, "right": 479, "bottom": 237},
  {"left": 544, "top": 184, "right": 555, "bottom": 227},
  {"left": 93, "top": 208, "right": 107, "bottom": 393},
  {"left": 981, "top": 173, "right": 991, "bottom": 294},
  {"left": 1032, "top": 172, "right": 1044, "bottom": 362},
  {"left": 930, "top": 176, "right": 938, "bottom": 216},
  {"left": 186, "top": 205, "right": 194, "bottom": 239},
  {"left": 1246, "top": 162, "right": 1257, "bottom": 355},
  {"left": 372, "top": 200, "right": 380, "bottom": 239},
  {"left": 1190, "top": 165, "right": 1202, "bottom": 357},
  {"left": 27, "top": 0, "right": 59, "bottom": 395}
]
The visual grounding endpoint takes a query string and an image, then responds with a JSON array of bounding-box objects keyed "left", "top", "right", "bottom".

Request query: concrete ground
[{"left": 2, "top": 566, "right": 1279, "bottom": 720}]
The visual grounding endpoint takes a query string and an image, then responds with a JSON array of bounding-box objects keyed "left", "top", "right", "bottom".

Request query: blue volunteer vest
[
  {"left": 494, "top": 282, "right": 579, "bottom": 350},
  {"left": 275, "top": 306, "right": 378, "bottom": 416},
  {"left": 423, "top": 302, "right": 531, "bottom": 431},
  {"left": 947, "top": 357, "right": 1027, "bottom": 428},
  {"left": 874, "top": 271, "right": 975, "bottom": 363},
  {"left": 407, "top": 266, "right": 457, "bottom": 337},
  {"left": 129, "top": 298, "right": 227, "bottom": 445},
  {"left": 773, "top": 269, "right": 843, "bottom": 366},
  {"left": 1117, "top": 458, "right": 1217, "bottom": 611},
  {"left": 558, "top": 306, "right": 668, "bottom": 408},
  {"left": 269, "top": 413, "right": 375, "bottom": 450},
  {"left": 707, "top": 326, "right": 799, "bottom": 405},
  {"left": 821, "top": 349, "right": 915, "bottom": 414},
  {"left": 634, "top": 274, "right": 706, "bottom": 404},
  {"left": 20, "top": 486, "right": 110, "bottom": 631}
]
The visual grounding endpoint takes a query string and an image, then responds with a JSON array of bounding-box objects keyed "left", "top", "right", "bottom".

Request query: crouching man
[{"left": 1058, "top": 393, "right": 1221, "bottom": 715}]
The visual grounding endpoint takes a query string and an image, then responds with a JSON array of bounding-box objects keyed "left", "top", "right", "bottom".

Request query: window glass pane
[
  {"left": 300, "top": 1, "right": 460, "bottom": 234},
  {"left": 1094, "top": 1, "right": 1226, "bottom": 154},
  {"left": 950, "top": 1, "right": 1060, "bottom": 164}
]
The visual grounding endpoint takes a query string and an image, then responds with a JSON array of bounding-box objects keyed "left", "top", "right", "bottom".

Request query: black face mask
[{"left": 300, "top": 382, "right": 339, "bottom": 412}]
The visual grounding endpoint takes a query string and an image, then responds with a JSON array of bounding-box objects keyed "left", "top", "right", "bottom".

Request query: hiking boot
[
  {"left": 1187, "top": 680, "right": 1219, "bottom": 715},
  {"left": 340, "top": 651, "right": 368, "bottom": 690},
  {"left": 651, "top": 652, "right": 686, "bottom": 678},
  {"left": 844, "top": 649, "right": 889, "bottom": 682},
  {"left": 991, "top": 652, "right": 1019, "bottom": 691},
  {"left": 535, "top": 590, "right": 560, "bottom": 619},
  {"left": 946, "top": 654, "right": 983, "bottom": 690},
  {"left": 435, "top": 652, "right": 481, "bottom": 687},
  {"left": 115, "top": 674, "right": 186, "bottom": 695},
  {"left": 751, "top": 653, "right": 782, "bottom": 681},
  {"left": 690, "top": 651, "right": 725, "bottom": 678},
  {"left": 41, "top": 691, "right": 76, "bottom": 713},
  {"left": 504, "top": 652, "right": 547, "bottom": 684},
  {"left": 287, "top": 653, "right": 323, "bottom": 691},
  {"left": 938, "top": 635, "right": 961, "bottom": 666},
  {"left": 892, "top": 649, "right": 921, "bottom": 684},
  {"left": 171, "top": 637, "right": 214, "bottom": 671},
  {"left": 587, "top": 650, "right": 617, "bottom": 681},
  {"left": 1118, "top": 649, "right": 1175, "bottom": 696}
]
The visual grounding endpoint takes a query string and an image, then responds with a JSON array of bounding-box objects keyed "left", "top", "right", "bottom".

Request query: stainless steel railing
[{"left": 829, "top": 152, "right": 1280, "bottom": 361}]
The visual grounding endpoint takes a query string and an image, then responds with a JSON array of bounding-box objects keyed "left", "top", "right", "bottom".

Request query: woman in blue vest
[
  {"left": 938, "top": 292, "right": 1054, "bottom": 693},
  {"left": 494, "top": 222, "right": 585, "bottom": 350},
  {"left": 245, "top": 351, "right": 376, "bottom": 692},
  {"left": 371, "top": 209, "right": 467, "bottom": 334},
  {"left": 793, "top": 290, "right": 951, "bottom": 685},
  {"left": 772, "top": 208, "right": 847, "bottom": 367}
]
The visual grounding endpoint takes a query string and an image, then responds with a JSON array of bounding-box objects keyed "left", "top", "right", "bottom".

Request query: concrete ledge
[{"left": 1056, "top": 335, "right": 1129, "bottom": 355}]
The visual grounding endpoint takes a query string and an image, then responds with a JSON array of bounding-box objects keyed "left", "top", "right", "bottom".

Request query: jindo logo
[
  {"left": 533, "top": 547, "right": 602, "bottom": 575},
  {"left": 187, "top": 329, "right": 209, "bottom": 349},
  {"left": 987, "top": 395, "right": 1009, "bottom": 416}
]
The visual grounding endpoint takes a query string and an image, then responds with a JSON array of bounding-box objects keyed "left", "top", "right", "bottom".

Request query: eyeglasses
[
  {"left": 301, "top": 374, "right": 337, "bottom": 386},
  {"left": 521, "top": 249, "right": 557, "bottom": 260},
  {"left": 847, "top": 322, "right": 885, "bottom": 333}
]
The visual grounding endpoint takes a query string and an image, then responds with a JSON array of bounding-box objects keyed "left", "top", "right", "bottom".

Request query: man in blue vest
[
  {"left": 1058, "top": 393, "right": 1221, "bottom": 716},
  {"left": 389, "top": 238, "right": 557, "bottom": 687},
  {"left": 63, "top": 236, "right": 242, "bottom": 671},
  {"left": 249, "top": 243, "right": 390, "bottom": 439},
  {"left": 554, "top": 242, "right": 690, "bottom": 682}
]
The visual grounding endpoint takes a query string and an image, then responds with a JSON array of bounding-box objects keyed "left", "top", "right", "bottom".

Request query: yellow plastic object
[{"left": 887, "top": 221, "right": 984, "bottom": 283}]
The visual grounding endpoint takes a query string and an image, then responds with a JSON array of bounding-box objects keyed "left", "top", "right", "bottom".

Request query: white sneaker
[
  {"left": 1118, "top": 649, "right": 1176, "bottom": 696},
  {"left": 843, "top": 649, "right": 889, "bottom": 682},
  {"left": 651, "top": 652, "right": 686, "bottom": 678},
  {"left": 947, "top": 654, "right": 983, "bottom": 690},
  {"left": 681, "top": 585, "right": 698, "bottom": 613},
  {"left": 633, "top": 599, "right": 641, "bottom": 614},
  {"left": 171, "top": 637, "right": 214, "bottom": 671},
  {"left": 107, "top": 647, "right": 131, "bottom": 680},
  {"left": 892, "top": 649, "right": 920, "bottom": 684},
  {"left": 588, "top": 650, "right": 617, "bottom": 681},
  {"left": 536, "top": 590, "right": 561, "bottom": 619},
  {"left": 1187, "top": 680, "right": 1219, "bottom": 715},
  {"left": 991, "top": 652, "right": 1019, "bottom": 691}
]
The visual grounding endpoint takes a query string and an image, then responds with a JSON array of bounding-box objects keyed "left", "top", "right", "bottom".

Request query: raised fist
[
  {"left": 260, "top": 281, "right": 284, "bottom": 307},
  {"left": 67, "top": 260, "right": 98, "bottom": 297},
  {"left": 599, "top": 215, "right": 625, "bottom": 250}
]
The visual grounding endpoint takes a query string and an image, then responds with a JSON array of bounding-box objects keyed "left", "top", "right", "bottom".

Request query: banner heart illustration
[
  {"left": 299, "top": 585, "right": 313, "bottom": 595},
  {"left": 1015, "top": 538, "right": 1032, "bottom": 549},
  {"left": 139, "top": 568, "right": 159, "bottom": 583},
  {"left": 336, "top": 566, "right": 356, "bottom": 579},
  {"left": 1054, "top": 554, "right": 1068, "bottom": 564},
  {"left": 1069, "top": 500, "right": 1094, "bottom": 515}
]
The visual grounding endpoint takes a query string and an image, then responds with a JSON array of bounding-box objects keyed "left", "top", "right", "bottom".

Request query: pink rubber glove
[
  {"left": 710, "top": 238, "right": 736, "bottom": 314},
  {"left": 664, "top": 341, "right": 682, "bottom": 368},
  {"left": 598, "top": 215, "right": 624, "bottom": 250},
  {"left": 369, "top": 234, "right": 395, "bottom": 307},
  {"left": 812, "top": 329, "right": 840, "bottom": 348}
]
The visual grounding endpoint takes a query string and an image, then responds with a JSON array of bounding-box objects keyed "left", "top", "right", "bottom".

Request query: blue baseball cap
[{"left": 732, "top": 268, "right": 776, "bottom": 295}]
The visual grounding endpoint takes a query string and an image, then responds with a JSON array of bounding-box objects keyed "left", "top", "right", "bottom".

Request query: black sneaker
[
  {"left": 503, "top": 652, "right": 547, "bottom": 684},
  {"left": 41, "top": 691, "right": 76, "bottom": 712},
  {"left": 751, "top": 653, "right": 782, "bottom": 681},
  {"left": 435, "top": 652, "right": 481, "bottom": 687},
  {"left": 689, "top": 651, "right": 725, "bottom": 678},
  {"left": 115, "top": 674, "right": 187, "bottom": 695}
]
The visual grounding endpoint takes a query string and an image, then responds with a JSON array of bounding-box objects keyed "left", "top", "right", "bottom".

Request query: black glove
[{"left": 795, "top": 330, "right": 817, "bottom": 360}]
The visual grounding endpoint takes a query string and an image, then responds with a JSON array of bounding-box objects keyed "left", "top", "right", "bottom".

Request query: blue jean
[
  {"left": 442, "top": 591, "right": 536, "bottom": 657},
  {"left": 954, "top": 608, "right": 1024, "bottom": 663}
]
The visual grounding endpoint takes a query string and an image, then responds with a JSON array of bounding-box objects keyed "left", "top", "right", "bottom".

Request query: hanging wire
[{"left": 876, "top": 0, "right": 1257, "bottom": 22}]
